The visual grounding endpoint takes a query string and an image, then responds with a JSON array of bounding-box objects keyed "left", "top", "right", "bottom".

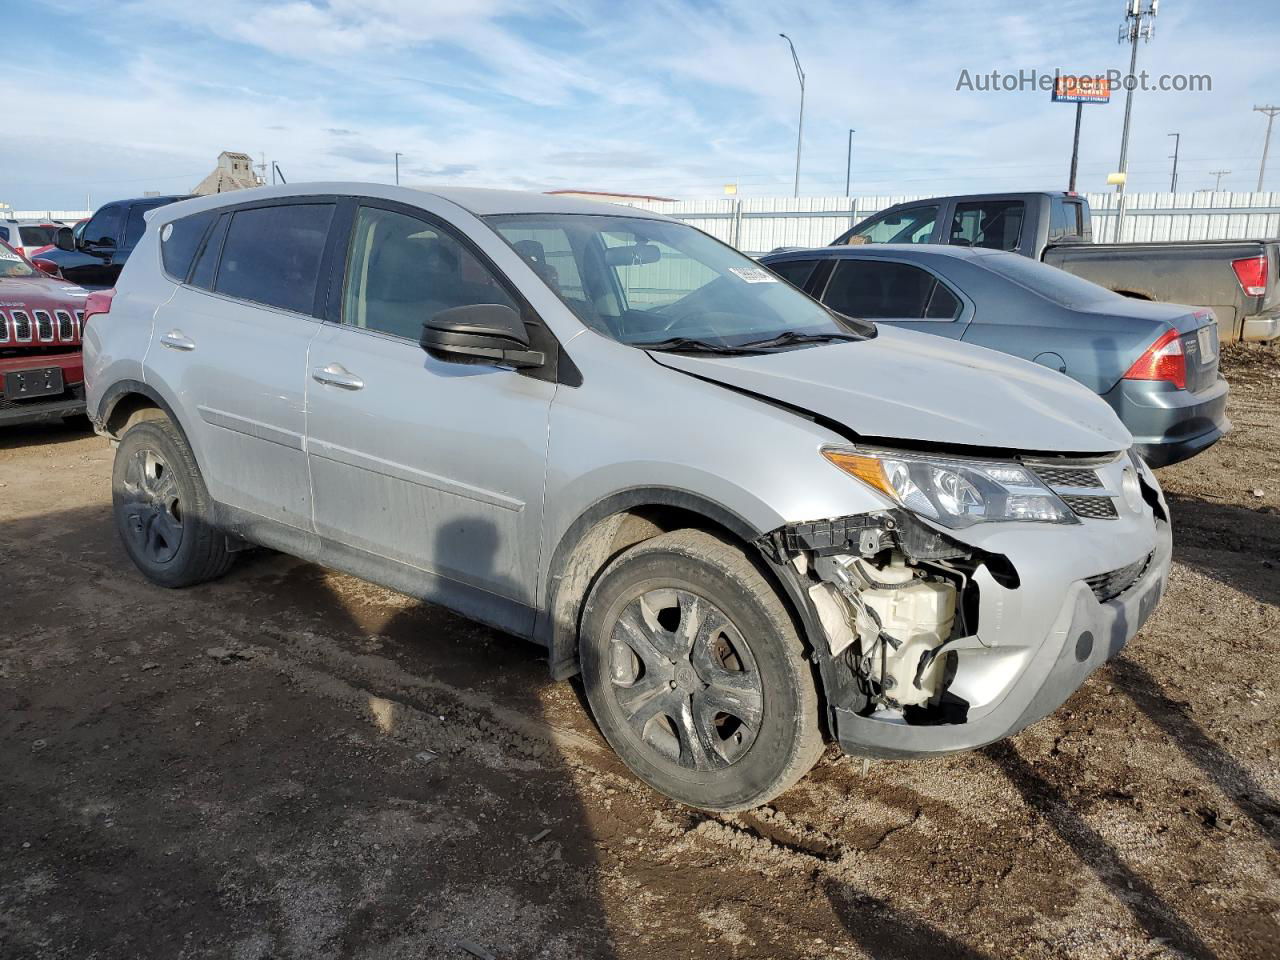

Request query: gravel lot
[{"left": 1, "top": 346, "right": 1277, "bottom": 960}]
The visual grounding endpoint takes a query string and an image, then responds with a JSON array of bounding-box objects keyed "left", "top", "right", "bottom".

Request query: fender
[
  {"left": 537, "top": 486, "right": 781, "bottom": 679},
  {"left": 94, "top": 378, "right": 196, "bottom": 452}
]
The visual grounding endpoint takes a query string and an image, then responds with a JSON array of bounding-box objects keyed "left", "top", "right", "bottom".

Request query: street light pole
[
  {"left": 779, "top": 34, "right": 805, "bottom": 198},
  {"left": 1113, "top": 0, "right": 1158, "bottom": 242},
  {"left": 1167, "top": 132, "right": 1180, "bottom": 192},
  {"left": 395, "top": 152, "right": 403, "bottom": 186},
  {"left": 1255, "top": 105, "right": 1280, "bottom": 192},
  {"left": 845, "top": 128, "right": 855, "bottom": 196}
]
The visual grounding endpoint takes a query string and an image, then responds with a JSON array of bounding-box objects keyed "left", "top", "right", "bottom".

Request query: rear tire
[
  {"left": 112, "top": 418, "right": 234, "bottom": 588},
  {"left": 580, "top": 529, "right": 823, "bottom": 811}
]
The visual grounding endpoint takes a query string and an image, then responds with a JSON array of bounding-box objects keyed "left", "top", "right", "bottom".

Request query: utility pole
[
  {"left": 395, "top": 152, "right": 403, "bottom": 186},
  {"left": 1254, "top": 105, "right": 1280, "bottom": 191},
  {"left": 1068, "top": 101, "right": 1083, "bottom": 191},
  {"left": 779, "top": 34, "right": 805, "bottom": 198},
  {"left": 1210, "top": 169, "right": 1230, "bottom": 191},
  {"left": 1167, "top": 132, "right": 1180, "bottom": 192},
  {"left": 844, "top": 129, "right": 855, "bottom": 196},
  {"left": 1114, "top": 0, "right": 1158, "bottom": 242}
]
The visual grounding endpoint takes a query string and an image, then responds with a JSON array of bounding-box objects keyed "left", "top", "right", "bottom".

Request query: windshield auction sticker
[
  {"left": 728, "top": 266, "right": 778, "bottom": 283},
  {"left": 0, "top": 246, "right": 22, "bottom": 261}
]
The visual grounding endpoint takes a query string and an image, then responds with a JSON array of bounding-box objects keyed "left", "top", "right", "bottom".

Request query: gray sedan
[{"left": 760, "top": 244, "right": 1229, "bottom": 466}]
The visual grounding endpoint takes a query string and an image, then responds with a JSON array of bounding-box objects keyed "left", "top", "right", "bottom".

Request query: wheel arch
[
  {"left": 537, "top": 487, "right": 819, "bottom": 683},
  {"left": 96, "top": 379, "right": 196, "bottom": 448}
]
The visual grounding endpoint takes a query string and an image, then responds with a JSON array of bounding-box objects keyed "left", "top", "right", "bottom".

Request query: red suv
[{"left": 0, "top": 239, "right": 88, "bottom": 426}]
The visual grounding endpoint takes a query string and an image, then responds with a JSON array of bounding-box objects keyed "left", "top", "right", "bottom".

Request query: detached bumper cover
[{"left": 830, "top": 496, "right": 1172, "bottom": 759}]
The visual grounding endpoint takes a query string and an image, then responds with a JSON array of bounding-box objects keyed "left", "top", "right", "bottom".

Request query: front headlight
[{"left": 822, "top": 446, "right": 1078, "bottom": 528}]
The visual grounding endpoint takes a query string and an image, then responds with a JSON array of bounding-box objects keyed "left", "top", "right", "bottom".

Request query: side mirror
[
  {"left": 420, "top": 303, "right": 544, "bottom": 369},
  {"left": 54, "top": 227, "right": 75, "bottom": 252}
]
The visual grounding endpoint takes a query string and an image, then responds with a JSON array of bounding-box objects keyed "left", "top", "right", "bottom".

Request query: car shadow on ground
[
  {"left": 983, "top": 740, "right": 1216, "bottom": 959},
  {"left": 0, "top": 415, "right": 94, "bottom": 451},
  {"left": 1165, "top": 492, "right": 1280, "bottom": 608},
  {"left": 1109, "top": 657, "right": 1280, "bottom": 854},
  {"left": 0, "top": 504, "right": 621, "bottom": 959}
]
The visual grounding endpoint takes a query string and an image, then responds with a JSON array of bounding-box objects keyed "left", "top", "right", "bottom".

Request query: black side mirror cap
[
  {"left": 420, "top": 303, "right": 544, "bottom": 369},
  {"left": 54, "top": 227, "right": 75, "bottom": 252}
]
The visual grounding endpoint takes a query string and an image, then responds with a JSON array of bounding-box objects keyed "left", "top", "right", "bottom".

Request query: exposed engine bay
[{"left": 760, "top": 509, "right": 1009, "bottom": 727}]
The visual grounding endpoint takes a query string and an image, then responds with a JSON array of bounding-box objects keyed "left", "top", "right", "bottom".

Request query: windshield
[
  {"left": 486, "top": 214, "right": 872, "bottom": 349},
  {"left": 0, "top": 241, "right": 36, "bottom": 278},
  {"left": 978, "top": 250, "right": 1116, "bottom": 307}
]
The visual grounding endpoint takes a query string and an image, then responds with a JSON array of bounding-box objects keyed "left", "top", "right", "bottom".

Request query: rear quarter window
[
  {"left": 161, "top": 210, "right": 218, "bottom": 282},
  {"left": 767, "top": 259, "right": 818, "bottom": 290}
]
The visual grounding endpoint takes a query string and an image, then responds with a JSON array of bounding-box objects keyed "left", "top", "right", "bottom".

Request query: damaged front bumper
[{"left": 760, "top": 456, "right": 1173, "bottom": 759}]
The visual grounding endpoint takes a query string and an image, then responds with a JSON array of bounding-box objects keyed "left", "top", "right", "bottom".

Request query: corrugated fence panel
[{"left": 619, "top": 193, "right": 1280, "bottom": 254}]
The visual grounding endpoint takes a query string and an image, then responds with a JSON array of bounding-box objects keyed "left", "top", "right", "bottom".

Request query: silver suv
[{"left": 84, "top": 183, "right": 1172, "bottom": 811}]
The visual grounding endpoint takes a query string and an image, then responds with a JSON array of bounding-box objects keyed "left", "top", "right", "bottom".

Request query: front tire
[
  {"left": 112, "top": 417, "right": 234, "bottom": 588},
  {"left": 580, "top": 529, "right": 823, "bottom": 811}
]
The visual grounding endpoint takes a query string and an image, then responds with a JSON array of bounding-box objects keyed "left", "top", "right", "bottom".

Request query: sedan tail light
[
  {"left": 1123, "top": 328, "right": 1186, "bottom": 390},
  {"left": 83, "top": 288, "right": 116, "bottom": 327},
  {"left": 1231, "top": 255, "right": 1268, "bottom": 297}
]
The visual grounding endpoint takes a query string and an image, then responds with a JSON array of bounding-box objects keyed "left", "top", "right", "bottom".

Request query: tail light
[
  {"left": 1231, "top": 255, "right": 1268, "bottom": 297},
  {"left": 31, "top": 258, "right": 63, "bottom": 279},
  {"left": 83, "top": 288, "right": 116, "bottom": 327},
  {"left": 1123, "top": 328, "right": 1186, "bottom": 389}
]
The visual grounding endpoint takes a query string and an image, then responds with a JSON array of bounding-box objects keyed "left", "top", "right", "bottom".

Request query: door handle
[
  {"left": 311, "top": 363, "right": 365, "bottom": 390},
  {"left": 160, "top": 330, "right": 196, "bottom": 351}
]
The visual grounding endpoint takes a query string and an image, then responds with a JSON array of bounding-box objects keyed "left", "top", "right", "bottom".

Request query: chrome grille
[
  {"left": 12, "top": 310, "right": 31, "bottom": 341},
  {"left": 1086, "top": 552, "right": 1153, "bottom": 602},
  {"left": 1061, "top": 495, "right": 1119, "bottom": 519},
  {"left": 1031, "top": 466, "right": 1102, "bottom": 489},
  {"left": 0, "top": 311, "right": 8, "bottom": 342},
  {"left": 55, "top": 309, "right": 74, "bottom": 340},
  {"left": 34, "top": 310, "right": 54, "bottom": 341}
]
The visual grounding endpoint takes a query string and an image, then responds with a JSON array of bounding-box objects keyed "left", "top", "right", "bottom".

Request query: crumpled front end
[{"left": 760, "top": 451, "right": 1172, "bottom": 758}]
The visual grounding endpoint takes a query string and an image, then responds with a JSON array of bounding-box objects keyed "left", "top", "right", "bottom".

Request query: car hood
[
  {"left": 648, "top": 325, "right": 1131, "bottom": 454},
  {"left": 0, "top": 275, "right": 88, "bottom": 309}
]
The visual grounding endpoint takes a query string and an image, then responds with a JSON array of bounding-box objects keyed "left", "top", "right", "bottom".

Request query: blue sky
[{"left": 5, "top": 0, "right": 1280, "bottom": 210}]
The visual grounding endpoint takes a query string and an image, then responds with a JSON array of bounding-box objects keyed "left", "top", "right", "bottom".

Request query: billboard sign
[{"left": 1052, "top": 74, "right": 1111, "bottom": 104}]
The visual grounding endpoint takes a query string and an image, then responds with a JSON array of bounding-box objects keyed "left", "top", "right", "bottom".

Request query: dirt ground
[{"left": 2, "top": 346, "right": 1277, "bottom": 960}]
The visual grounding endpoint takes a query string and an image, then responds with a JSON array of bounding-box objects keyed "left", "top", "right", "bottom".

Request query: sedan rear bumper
[{"left": 1101, "top": 376, "right": 1230, "bottom": 468}]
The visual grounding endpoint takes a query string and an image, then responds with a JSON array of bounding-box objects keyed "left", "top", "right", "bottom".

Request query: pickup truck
[
  {"left": 831, "top": 191, "right": 1280, "bottom": 343},
  {"left": 35, "top": 195, "right": 188, "bottom": 289}
]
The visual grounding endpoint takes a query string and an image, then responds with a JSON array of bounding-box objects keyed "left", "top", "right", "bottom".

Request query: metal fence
[
  {"left": 617, "top": 192, "right": 1280, "bottom": 255},
  {"left": 6, "top": 211, "right": 92, "bottom": 222}
]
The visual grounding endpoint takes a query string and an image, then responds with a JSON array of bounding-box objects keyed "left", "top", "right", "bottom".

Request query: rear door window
[
  {"left": 768, "top": 259, "right": 819, "bottom": 290},
  {"left": 189, "top": 214, "right": 229, "bottom": 291},
  {"left": 214, "top": 204, "right": 335, "bottom": 314},
  {"left": 822, "top": 259, "right": 961, "bottom": 320},
  {"left": 161, "top": 210, "right": 218, "bottom": 281},
  {"left": 846, "top": 205, "right": 939, "bottom": 245},
  {"left": 950, "top": 200, "right": 1025, "bottom": 251}
]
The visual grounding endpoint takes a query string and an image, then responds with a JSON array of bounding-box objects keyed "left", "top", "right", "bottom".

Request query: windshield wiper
[
  {"left": 633, "top": 336, "right": 762, "bottom": 355},
  {"left": 736, "top": 330, "right": 863, "bottom": 350}
]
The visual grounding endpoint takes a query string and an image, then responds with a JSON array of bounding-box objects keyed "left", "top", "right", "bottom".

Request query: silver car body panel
[
  {"left": 85, "top": 182, "right": 1172, "bottom": 760},
  {"left": 649, "top": 324, "right": 1132, "bottom": 454}
]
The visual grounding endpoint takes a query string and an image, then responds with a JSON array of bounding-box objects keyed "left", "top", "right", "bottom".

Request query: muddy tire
[
  {"left": 580, "top": 529, "right": 824, "bottom": 811},
  {"left": 112, "top": 417, "right": 234, "bottom": 588}
]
